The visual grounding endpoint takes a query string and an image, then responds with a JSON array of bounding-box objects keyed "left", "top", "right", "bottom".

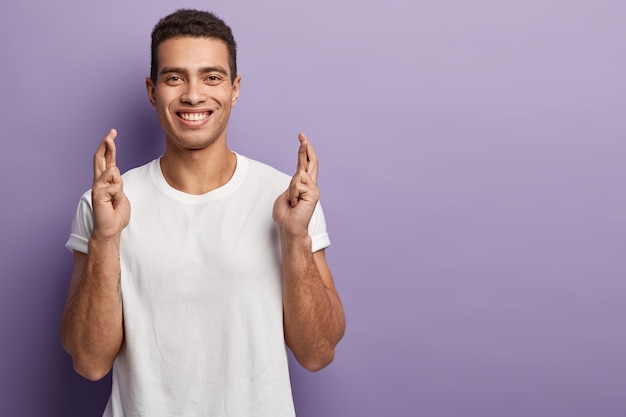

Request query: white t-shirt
[{"left": 66, "top": 153, "right": 330, "bottom": 417}]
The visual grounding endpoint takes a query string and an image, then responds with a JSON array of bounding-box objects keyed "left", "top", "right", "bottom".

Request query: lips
[{"left": 178, "top": 111, "right": 211, "bottom": 121}]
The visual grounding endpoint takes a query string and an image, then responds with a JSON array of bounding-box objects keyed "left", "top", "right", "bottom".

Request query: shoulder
[
  {"left": 119, "top": 159, "right": 160, "bottom": 196},
  {"left": 233, "top": 154, "right": 292, "bottom": 200},
  {"left": 239, "top": 154, "right": 291, "bottom": 184},
  {"left": 121, "top": 159, "right": 158, "bottom": 183}
]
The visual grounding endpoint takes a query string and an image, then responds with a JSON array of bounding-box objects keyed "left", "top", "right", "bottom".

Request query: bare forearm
[
  {"left": 274, "top": 134, "right": 344, "bottom": 370},
  {"left": 282, "top": 236, "right": 345, "bottom": 371},
  {"left": 61, "top": 238, "right": 124, "bottom": 380}
]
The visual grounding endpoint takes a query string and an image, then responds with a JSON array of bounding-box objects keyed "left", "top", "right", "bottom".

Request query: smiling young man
[{"left": 60, "top": 9, "right": 345, "bottom": 417}]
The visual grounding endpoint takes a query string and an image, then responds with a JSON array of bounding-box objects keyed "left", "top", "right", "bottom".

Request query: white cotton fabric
[{"left": 66, "top": 153, "right": 330, "bottom": 417}]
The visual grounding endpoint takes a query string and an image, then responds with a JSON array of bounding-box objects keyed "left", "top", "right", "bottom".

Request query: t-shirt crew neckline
[{"left": 150, "top": 152, "right": 247, "bottom": 204}]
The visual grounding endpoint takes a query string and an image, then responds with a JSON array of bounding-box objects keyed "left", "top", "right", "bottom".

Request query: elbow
[
  {"left": 288, "top": 327, "right": 345, "bottom": 372},
  {"left": 303, "top": 355, "right": 334, "bottom": 373},
  {"left": 63, "top": 338, "right": 115, "bottom": 381},
  {"left": 72, "top": 356, "right": 113, "bottom": 381},
  {"left": 296, "top": 347, "right": 336, "bottom": 372},
  {"left": 60, "top": 326, "right": 119, "bottom": 381}
]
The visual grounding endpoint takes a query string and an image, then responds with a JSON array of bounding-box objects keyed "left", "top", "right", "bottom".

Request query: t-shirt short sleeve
[
  {"left": 309, "top": 201, "right": 330, "bottom": 252},
  {"left": 65, "top": 191, "right": 94, "bottom": 254}
]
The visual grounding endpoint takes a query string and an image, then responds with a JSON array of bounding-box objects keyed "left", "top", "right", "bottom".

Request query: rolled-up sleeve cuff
[{"left": 65, "top": 233, "right": 88, "bottom": 254}]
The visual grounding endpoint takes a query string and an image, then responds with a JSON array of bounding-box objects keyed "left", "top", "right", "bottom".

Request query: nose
[{"left": 180, "top": 79, "right": 207, "bottom": 105}]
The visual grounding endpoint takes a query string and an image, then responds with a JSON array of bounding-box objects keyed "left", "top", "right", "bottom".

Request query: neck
[{"left": 159, "top": 144, "right": 237, "bottom": 195}]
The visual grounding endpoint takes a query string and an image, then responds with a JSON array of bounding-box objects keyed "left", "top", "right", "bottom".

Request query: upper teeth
[{"left": 181, "top": 113, "right": 208, "bottom": 121}]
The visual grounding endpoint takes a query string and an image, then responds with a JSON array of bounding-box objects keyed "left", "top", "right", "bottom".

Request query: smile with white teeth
[{"left": 179, "top": 112, "right": 210, "bottom": 121}]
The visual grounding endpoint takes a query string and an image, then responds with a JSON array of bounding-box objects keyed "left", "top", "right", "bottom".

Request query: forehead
[{"left": 157, "top": 37, "right": 230, "bottom": 72}]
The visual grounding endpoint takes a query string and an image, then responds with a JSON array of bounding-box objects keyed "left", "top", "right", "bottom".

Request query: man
[{"left": 61, "top": 9, "right": 345, "bottom": 417}]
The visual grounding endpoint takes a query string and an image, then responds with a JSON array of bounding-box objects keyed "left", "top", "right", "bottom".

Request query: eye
[
  {"left": 165, "top": 75, "right": 184, "bottom": 85},
  {"left": 205, "top": 75, "right": 224, "bottom": 85}
]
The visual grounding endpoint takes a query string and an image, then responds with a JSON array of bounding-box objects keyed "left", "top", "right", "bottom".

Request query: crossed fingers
[
  {"left": 90, "top": 129, "right": 130, "bottom": 238},
  {"left": 296, "top": 132, "right": 318, "bottom": 184},
  {"left": 94, "top": 129, "right": 118, "bottom": 182},
  {"left": 287, "top": 133, "right": 319, "bottom": 208}
]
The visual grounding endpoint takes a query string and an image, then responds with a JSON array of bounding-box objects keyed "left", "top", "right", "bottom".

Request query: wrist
[
  {"left": 88, "top": 233, "right": 121, "bottom": 251},
  {"left": 279, "top": 230, "right": 312, "bottom": 251}
]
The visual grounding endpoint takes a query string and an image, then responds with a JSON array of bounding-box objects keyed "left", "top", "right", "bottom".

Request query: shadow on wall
[{"left": 56, "top": 360, "right": 112, "bottom": 416}]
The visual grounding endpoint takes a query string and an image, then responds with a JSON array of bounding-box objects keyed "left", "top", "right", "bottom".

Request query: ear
[
  {"left": 231, "top": 75, "right": 241, "bottom": 107},
  {"left": 145, "top": 77, "right": 156, "bottom": 108}
]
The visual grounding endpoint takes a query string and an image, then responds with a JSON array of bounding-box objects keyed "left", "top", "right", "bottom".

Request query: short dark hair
[{"left": 150, "top": 9, "right": 238, "bottom": 84}]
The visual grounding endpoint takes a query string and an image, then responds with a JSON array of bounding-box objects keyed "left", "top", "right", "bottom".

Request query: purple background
[{"left": 1, "top": 0, "right": 624, "bottom": 416}]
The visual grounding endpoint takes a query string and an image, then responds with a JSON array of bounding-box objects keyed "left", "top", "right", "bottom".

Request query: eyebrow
[{"left": 159, "top": 66, "right": 229, "bottom": 77}]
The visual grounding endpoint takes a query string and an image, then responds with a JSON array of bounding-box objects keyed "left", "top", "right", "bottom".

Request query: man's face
[{"left": 146, "top": 36, "right": 240, "bottom": 152}]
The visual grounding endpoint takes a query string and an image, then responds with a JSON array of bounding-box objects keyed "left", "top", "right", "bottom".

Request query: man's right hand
[{"left": 91, "top": 129, "right": 131, "bottom": 240}]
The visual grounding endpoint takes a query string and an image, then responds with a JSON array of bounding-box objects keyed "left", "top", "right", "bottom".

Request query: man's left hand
[{"left": 273, "top": 133, "right": 320, "bottom": 238}]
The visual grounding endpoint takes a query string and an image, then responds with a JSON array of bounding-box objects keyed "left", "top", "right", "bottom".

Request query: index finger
[
  {"left": 297, "top": 132, "right": 318, "bottom": 183},
  {"left": 93, "top": 129, "right": 118, "bottom": 179}
]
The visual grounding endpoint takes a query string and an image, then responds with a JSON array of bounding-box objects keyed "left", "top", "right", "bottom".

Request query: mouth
[{"left": 178, "top": 111, "right": 212, "bottom": 122}]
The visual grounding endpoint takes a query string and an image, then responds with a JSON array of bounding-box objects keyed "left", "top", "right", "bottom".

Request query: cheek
[
  {"left": 155, "top": 89, "right": 176, "bottom": 105},
  {"left": 154, "top": 100, "right": 174, "bottom": 125},
  {"left": 155, "top": 95, "right": 174, "bottom": 115}
]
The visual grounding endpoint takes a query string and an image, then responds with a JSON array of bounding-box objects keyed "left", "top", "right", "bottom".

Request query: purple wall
[{"left": 1, "top": 1, "right": 624, "bottom": 416}]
